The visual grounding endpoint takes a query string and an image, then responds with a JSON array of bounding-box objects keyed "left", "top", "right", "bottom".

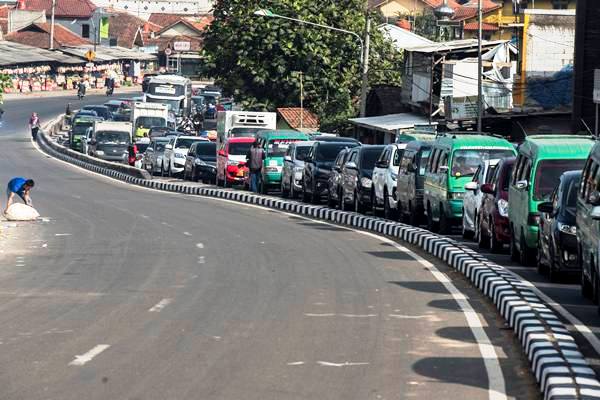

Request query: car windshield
[
  {"left": 136, "top": 117, "right": 166, "bottom": 128},
  {"left": 155, "top": 142, "right": 167, "bottom": 152},
  {"left": 419, "top": 149, "right": 431, "bottom": 176},
  {"left": 534, "top": 159, "right": 586, "bottom": 201},
  {"left": 230, "top": 128, "right": 263, "bottom": 138},
  {"left": 317, "top": 144, "right": 349, "bottom": 161},
  {"left": 295, "top": 146, "right": 311, "bottom": 161},
  {"left": 564, "top": 177, "right": 581, "bottom": 209},
  {"left": 361, "top": 148, "right": 383, "bottom": 170},
  {"left": 268, "top": 139, "right": 302, "bottom": 157},
  {"left": 136, "top": 142, "right": 149, "bottom": 153},
  {"left": 105, "top": 104, "right": 120, "bottom": 112},
  {"left": 146, "top": 97, "right": 181, "bottom": 113},
  {"left": 97, "top": 131, "right": 130, "bottom": 145},
  {"left": 196, "top": 143, "right": 216, "bottom": 156},
  {"left": 229, "top": 142, "right": 252, "bottom": 155},
  {"left": 451, "top": 149, "right": 514, "bottom": 177},
  {"left": 72, "top": 123, "right": 92, "bottom": 135},
  {"left": 176, "top": 138, "right": 202, "bottom": 149}
]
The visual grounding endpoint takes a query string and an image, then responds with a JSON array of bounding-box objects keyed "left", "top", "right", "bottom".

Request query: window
[
  {"left": 427, "top": 149, "right": 439, "bottom": 173},
  {"left": 377, "top": 148, "right": 390, "bottom": 164},
  {"left": 399, "top": 151, "right": 413, "bottom": 174},
  {"left": 437, "top": 152, "right": 448, "bottom": 173},
  {"left": 533, "top": 159, "right": 586, "bottom": 201},
  {"left": 552, "top": 0, "right": 569, "bottom": 9},
  {"left": 81, "top": 24, "right": 90, "bottom": 38},
  {"left": 512, "top": 155, "right": 524, "bottom": 186},
  {"left": 393, "top": 148, "right": 403, "bottom": 166}
]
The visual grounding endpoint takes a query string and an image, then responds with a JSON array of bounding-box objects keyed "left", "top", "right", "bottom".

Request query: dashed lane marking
[
  {"left": 68, "top": 344, "right": 110, "bottom": 366},
  {"left": 148, "top": 298, "right": 173, "bottom": 313}
]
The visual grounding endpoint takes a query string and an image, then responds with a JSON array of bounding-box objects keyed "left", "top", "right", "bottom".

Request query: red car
[
  {"left": 216, "top": 137, "right": 254, "bottom": 187},
  {"left": 478, "top": 157, "right": 515, "bottom": 253}
]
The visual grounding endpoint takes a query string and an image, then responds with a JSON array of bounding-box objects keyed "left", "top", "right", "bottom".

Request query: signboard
[
  {"left": 445, "top": 96, "right": 479, "bottom": 121},
  {"left": 85, "top": 50, "right": 95, "bottom": 62},
  {"left": 99, "top": 17, "right": 109, "bottom": 39},
  {"left": 594, "top": 69, "right": 600, "bottom": 104},
  {"left": 155, "top": 85, "right": 177, "bottom": 95},
  {"left": 173, "top": 41, "right": 191, "bottom": 52},
  {"left": 164, "top": 48, "right": 172, "bottom": 56}
]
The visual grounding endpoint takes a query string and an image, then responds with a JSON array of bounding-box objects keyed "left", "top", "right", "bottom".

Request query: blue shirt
[{"left": 7, "top": 177, "right": 27, "bottom": 197}]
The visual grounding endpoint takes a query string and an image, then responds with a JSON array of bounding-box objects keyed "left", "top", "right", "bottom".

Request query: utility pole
[
  {"left": 49, "top": 0, "right": 56, "bottom": 50},
  {"left": 477, "top": 0, "right": 483, "bottom": 132},
  {"left": 299, "top": 71, "right": 304, "bottom": 131},
  {"left": 359, "top": 17, "right": 371, "bottom": 118}
]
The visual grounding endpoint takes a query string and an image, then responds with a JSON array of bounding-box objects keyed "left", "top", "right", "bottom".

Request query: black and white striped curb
[{"left": 38, "top": 125, "right": 600, "bottom": 400}]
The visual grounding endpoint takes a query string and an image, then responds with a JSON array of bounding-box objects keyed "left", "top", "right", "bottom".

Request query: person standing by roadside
[
  {"left": 29, "top": 112, "right": 40, "bottom": 141},
  {"left": 246, "top": 140, "right": 265, "bottom": 193}
]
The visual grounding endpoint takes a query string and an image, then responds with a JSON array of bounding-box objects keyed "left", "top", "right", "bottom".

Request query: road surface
[{"left": 0, "top": 93, "right": 537, "bottom": 399}]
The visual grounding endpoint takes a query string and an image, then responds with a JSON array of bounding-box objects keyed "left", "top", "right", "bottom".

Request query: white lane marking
[
  {"left": 183, "top": 232, "right": 192, "bottom": 236},
  {"left": 197, "top": 256, "right": 205, "bottom": 264},
  {"left": 287, "top": 361, "right": 305, "bottom": 366},
  {"left": 317, "top": 361, "right": 369, "bottom": 367},
  {"left": 304, "top": 313, "right": 336, "bottom": 317},
  {"left": 42, "top": 243, "right": 48, "bottom": 248},
  {"left": 68, "top": 344, "right": 110, "bottom": 366},
  {"left": 71, "top": 195, "right": 81, "bottom": 199},
  {"left": 339, "top": 313, "right": 377, "bottom": 318},
  {"left": 148, "top": 298, "right": 172, "bottom": 312},
  {"left": 388, "top": 314, "right": 429, "bottom": 319},
  {"left": 55, "top": 233, "right": 71, "bottom": 236},
  {"left": 140, "top": 214, "right": 150, "bottom": 219},
  {"left": 196, "top": 242, "right": 204, "bottom": 249}
]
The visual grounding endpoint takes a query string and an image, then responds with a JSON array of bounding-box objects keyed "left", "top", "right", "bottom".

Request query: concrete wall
[
  {"left": 8, "top": 10, "right": 45, "bottom": 32},
  {"left": 92, "top": 0, "right": 213, "bottom": 20},
  {"left": 55, "top": 17, "right": 94, "bottom": 40},
  {"left": 378, "top": 0, "right": 427, "bottom": 18}
]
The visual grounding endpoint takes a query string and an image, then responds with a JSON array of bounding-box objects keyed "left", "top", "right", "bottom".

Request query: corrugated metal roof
[
  {"left": 0, "top": 40, "right": 84, "bottom": 66},
  {"left": 379, "top": 24, "right": 434, "bottom": 51},
  {"left": 61, "top": 45, "right": 157, "bottom": 61},
  {"left": 348, "top": 113, "right": 437, "bottom": 133},
  {"left": 406, "top": 39, "right": 509, "bottom": 54}
]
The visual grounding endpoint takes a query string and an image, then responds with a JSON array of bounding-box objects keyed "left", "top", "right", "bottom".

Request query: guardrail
[{"left": 37, "top": 115, "right": 600, "bottom": 400}]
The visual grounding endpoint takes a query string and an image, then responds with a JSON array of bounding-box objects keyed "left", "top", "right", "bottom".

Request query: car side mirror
[
  {"left": 592, "top": 206, "right": 600, "bottom": 220},
  {"left": 165, "top": 144, "right": 173, "bottom": 150},
  {"left": 480, "top": 183, "right": 495, "bottom": 194},
  {"left": 345, "top": 161, "right": 358, "bottom": 171},
  {"left": 537, "top": 202, "right": 554, "bottom": 214},
  {"left": 284, "top": 155, "right": 292, "bottom": 162},
  {"left": 439, "top": 165, "right": 449, "bottom": 173},
  {"left": 515, "top": 180, "right": 528, "bottom": 190},
  {"left": 464, "top": 181, "right": 479, "bottom": 191},
  {"left": 589, "top": 191, "right": 600, "bottom": 206}
]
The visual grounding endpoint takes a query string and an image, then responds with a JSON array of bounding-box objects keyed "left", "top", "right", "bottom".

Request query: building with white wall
[{"left": 93, "top": 0, "right": 213, "bottom": 20}]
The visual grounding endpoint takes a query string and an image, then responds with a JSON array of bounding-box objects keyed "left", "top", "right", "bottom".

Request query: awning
[
  {"left": 61, "top": 46, "right": 158, "bottom": 62},
  {"left": 0, "top": 41, "right": 84, "bottom": 66},
  {"left": 348, "top": 113, "right": 437, "bottom": 134}
]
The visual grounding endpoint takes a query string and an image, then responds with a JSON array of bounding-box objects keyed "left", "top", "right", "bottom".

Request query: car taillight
[{"left": 527, "top": 212, "right": 541, "bottom": 226}]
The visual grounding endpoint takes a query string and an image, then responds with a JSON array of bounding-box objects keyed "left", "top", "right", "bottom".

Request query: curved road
[{"left": 0, "top": 92, "right": 536, "bottom": 399}]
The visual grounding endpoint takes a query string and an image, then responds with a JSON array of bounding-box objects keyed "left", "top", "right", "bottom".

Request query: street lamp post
[
  {"left": 477, "top": 0, "right": 483, "bottom": 132},
  {"left": 254, "top": 9, "right": 370, "bottom": 117},
  {"left": 49, "top": 0, "right": 56, "bottom": 49}
]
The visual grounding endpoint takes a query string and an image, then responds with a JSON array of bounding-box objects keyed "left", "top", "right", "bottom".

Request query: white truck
[
  {"left": 145, "top": 75, "right": 192, "bottom": 124},
  {"left": 216, "top": 111, "right": 277, "bottom": 149},
  {"left": 131, "top": 102, "right": 169, "bottom": 139},
  {"left": 88, "top": 121, "right": 133, "bottom": 163}
]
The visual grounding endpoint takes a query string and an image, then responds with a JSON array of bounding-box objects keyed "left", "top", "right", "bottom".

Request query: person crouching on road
[
  {"left": 29, "top": 112, "right": 40, "bottom": 140},
  {"left": 246, "top": 140, "right": 265, "bottom": 193},
  {"left": 4, "top": 177, "right": 34, "bottom": 214}
]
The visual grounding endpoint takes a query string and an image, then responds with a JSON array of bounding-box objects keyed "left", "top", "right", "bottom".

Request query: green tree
[
  {"left": 201, "top": 0, "right": 403, "bottom": 132},
  {"left": 0, "top": 74, "right": 12, "bottom": 104}
]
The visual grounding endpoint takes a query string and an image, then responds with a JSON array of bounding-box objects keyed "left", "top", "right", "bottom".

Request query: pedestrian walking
[
  {"left": 246, "top": 140, "right": 265, "bottom": 193},
  {"left": 4, "top": 177, "right": 34, "bottom": 214},
  {"left": 29, "top": 112, "right": 40, "bottom": 141}
]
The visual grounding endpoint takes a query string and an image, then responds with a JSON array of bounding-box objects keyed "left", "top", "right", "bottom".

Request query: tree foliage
[{"left": 201, "top": 0, "right": 403, "bottom": 132}]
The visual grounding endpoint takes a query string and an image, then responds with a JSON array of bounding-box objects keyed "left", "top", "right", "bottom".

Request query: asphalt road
[{"left": 0, "top": 92, "right": 537, "bottom": 399}]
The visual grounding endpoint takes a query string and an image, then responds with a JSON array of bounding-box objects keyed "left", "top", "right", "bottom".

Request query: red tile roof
[
  {"left": 106, "top": 11, "right": 161, "bottom": 49},
  {"left": 157, "top": 17, "right": 211, "bottom": 36},
  {"left": 0, "top": 5, "right": 9, "bottom": 35},
  {"left": 6, "top": 22, "right": 90, "bottom": 48},
  {"left": 277, "top": 108, "right": 319, "bottom": 131},
  {"left": 22, "top": 0, "right": 96, "bottom": 18},
  {"left": 463, "top": 22, "right": 499, "bottom": 31},
  {"left": 452, "top": 0, "right": 501, "bottom": 21},
  {"left": 422, "top": 0, "right": 462, "bottom": 9},
  {"left": 148, "top": 13, "right": 189, "bottom": 28}
]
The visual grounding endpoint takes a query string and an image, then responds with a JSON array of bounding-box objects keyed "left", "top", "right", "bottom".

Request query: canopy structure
[
  {"left": 61, "top": 45, "right": 157, "bottom": 62},
  {"left": 348, "top": 113, "right": 437, "bottom": 134},
  {"left": 0, "top": 41, "right": 84, "bottom": 66}
]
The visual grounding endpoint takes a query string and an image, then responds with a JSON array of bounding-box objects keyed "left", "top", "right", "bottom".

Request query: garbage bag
[{"left": 4, "top": 203, "right": 40, "bottom": 221}]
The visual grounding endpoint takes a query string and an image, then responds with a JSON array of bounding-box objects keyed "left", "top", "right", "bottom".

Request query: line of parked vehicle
[{"left": 143, "top": 127, "right": 600, "bottom": 313}]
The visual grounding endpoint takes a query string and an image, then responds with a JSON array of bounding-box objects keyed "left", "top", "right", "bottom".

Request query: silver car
[
  {"left": 142, "top": 137, "right": 171, "bottom": 175},
  {"left": 281, "top": 141, "right": 314, "bottom": 198}
]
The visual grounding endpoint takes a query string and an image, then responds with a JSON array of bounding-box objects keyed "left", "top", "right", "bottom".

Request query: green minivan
[
  {"left": 423, "top": 133, "right": 516, "bottom": 233},
  {"left": 256, "top": 130, "right": 309, "bottom": 194},
  {"left": 576, "top": 142, "right": 600, "bottom": 302},
  {"left": 509, "top": 135, "right": 594, "bottom": 266}
]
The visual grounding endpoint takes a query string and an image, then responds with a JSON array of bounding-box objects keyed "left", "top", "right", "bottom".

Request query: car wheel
[
  {"left": 383, "top": 189, "right": 396, "bottom": 220},
  {"left": 582, "top": 267, "right": 594, "bottom": 300},
  {"left": 407, "top": 201, "right": 419, "bottom": 226},
  {"left": 548, "top": 249, "right": 560, "bottom": 283},
  {"left": 462, "top": 211, "right": 473, "bottom": 239},
  {"left": 310, "top": 183, "right": 319, "bottom": 204},
  {"left": 489, "top": 219, "right": 503, "bottom": 253},
  {"left": 327, "top": 190, "right": 336, "bottom": 208},
  {"left": 426, "top": 203, "right": 438, "bottom": 233},
  {"left": 536, "top": 237, "right": 547, "bottom": 275},
  {"left": 439, "top": 205, "right": 451, "bottom": 234}
]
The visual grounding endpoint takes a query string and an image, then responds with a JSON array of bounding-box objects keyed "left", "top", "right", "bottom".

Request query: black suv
[
  {"left": 537, "top": 170, "right": 581, "bottom": 282},
  {"left": 340, "top": 145, "right": 386, "bottom": 213},
  {"left": 303, "top": 141, "right": 360, "bottom": 204}
]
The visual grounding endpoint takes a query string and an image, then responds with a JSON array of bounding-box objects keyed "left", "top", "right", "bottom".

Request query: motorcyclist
[{"left": 77, "top": 80, "right": 86, "bottom": 99}]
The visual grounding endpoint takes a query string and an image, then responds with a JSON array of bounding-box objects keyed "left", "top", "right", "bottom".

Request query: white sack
[{"left": 4, "top": 203, "right": 40, "bottom": 221}]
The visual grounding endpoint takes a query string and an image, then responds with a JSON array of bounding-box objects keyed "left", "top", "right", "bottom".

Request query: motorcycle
[{"left": 106, "top": 86, "right": 114, "bottom": 96}]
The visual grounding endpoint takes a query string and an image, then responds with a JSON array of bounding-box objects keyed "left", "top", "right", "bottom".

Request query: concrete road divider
[{"left": 37, "top": 116, "right": 600, "bottom": 400}]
